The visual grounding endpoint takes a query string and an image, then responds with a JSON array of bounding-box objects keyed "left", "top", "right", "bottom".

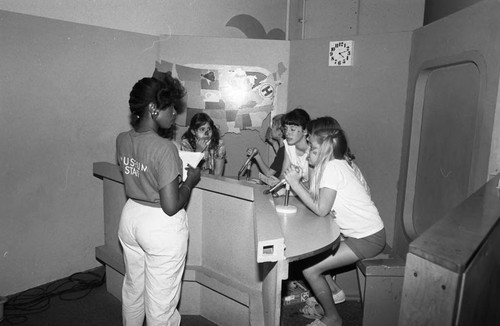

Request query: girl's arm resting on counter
[
  {"left": 253, "top": 153, "right": 277, "bottom": 177},
  {"left": 288, "top": 180, "right": 336, "bottom": 217},
  {"left": 214, "top": 157, "right": 225, "bottom": 176}
]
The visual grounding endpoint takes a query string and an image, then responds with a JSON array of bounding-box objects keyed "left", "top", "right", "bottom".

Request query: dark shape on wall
[
  {"left": 246, "top": 71, "right": 267, "bottom": 89},
  {"left": 152, "top": 68, "right": 173, "bottom": 82},
  {"left": 277, "top": 62, "right": 287, "bottom": 77},
  {"left": 201, "top": 71, "right": 216, "bottom": 81},
  {"left": 226, "top": 14, "right": 285, "bottom": 40},
  {"left": 267, "top": 28, "right": 286, "bottom": 40}
]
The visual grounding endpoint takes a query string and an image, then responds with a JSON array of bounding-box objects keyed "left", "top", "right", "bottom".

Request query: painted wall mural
[{"left": 154, "top": 60, "right": 286, "bottom": 136}]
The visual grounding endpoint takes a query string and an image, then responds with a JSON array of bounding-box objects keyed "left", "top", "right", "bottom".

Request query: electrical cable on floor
[{"left": 3, "top": 268, "right": 105, "bottom": 325}]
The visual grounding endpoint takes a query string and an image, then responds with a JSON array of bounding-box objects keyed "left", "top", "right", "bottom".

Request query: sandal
[
  {"left": 332, "top": 289, "right": 346, "bottom": 304},
  {"left": 300, "top": 297, "right": 324, "bottom": 319},
  {"left": 307, "top": 291, "right": 346, "bottom": 305},
  {"left": 306, "top": 319, "right": 328, "bottom": 326}
]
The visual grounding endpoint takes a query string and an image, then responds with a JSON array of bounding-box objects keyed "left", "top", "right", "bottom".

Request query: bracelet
[{"left": 182, "top": 184, "right": 191, "bottom": 192}]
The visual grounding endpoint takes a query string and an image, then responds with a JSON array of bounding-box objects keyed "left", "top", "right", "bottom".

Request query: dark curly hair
[
  {"left": 182, "top": 113, "right": 221, "bottom": 152},
  {"left": 128, "top": 72, "right": 186, "bottom": 130}
]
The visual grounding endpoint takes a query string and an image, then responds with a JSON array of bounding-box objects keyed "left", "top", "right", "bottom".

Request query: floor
[{"left": 1, "top": 267, "right": 362, "bottom": 326}]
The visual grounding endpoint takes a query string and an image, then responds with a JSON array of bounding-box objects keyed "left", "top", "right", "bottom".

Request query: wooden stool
[{"left": 356, "top": 246, "right": 405, "bottom": 326}]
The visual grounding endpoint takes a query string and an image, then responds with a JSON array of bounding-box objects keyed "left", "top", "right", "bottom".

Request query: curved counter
[{"left": 93, "top": 162, "right": 339, "bottom": 326}]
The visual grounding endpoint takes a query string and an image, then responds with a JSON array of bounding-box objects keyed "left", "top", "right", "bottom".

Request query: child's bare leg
[
  {"left": 303, "top": 243, "right": 359, "bottom": 326},
  {"left": 303, "top": 269, "right": 340, "bottom": 326}
]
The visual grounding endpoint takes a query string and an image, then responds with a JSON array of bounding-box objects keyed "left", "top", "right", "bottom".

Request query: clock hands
[{"left": 329, "top": 40, "right": 353, "bottom": 66}]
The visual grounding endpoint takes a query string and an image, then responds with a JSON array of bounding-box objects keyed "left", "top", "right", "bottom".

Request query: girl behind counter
[
  {"left": 282, "top": 108, "right": 311, "bottom": 183},
  {"left": 180, "top": 112, "right": 226, "bottom": 176},
  {"left": 116, "top": 75, "right": 201, "bottom": 326},
  {"left": 283, "top": 120, "right": 385, "bottom": 326},
  {"left": 246, "top": 113, "right": 285, "bottom": 178}
]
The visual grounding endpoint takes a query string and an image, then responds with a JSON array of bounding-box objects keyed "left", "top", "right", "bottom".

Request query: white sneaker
[
  {"left": 332, "top": 289, "right": 346, "bottom": 304},
  {"left": 306, "top": 289, "right": 346, "bottom": 306}
]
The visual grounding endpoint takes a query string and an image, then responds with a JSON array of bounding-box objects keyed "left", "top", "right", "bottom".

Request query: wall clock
[{"left": 329, "top": 40, "right": 353, "bottom": 66}]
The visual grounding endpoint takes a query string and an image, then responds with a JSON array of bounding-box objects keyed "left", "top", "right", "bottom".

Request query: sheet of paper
[{"left": 179, "top": 151, "right": 204, "bottom": 181}]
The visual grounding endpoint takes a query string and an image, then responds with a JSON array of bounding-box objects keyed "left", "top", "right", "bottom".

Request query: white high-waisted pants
[{"left": 118, "top": 199, "right": 188, "bottom": 326}]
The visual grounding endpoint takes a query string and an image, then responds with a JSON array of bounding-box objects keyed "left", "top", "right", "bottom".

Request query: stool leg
[
  {"left": 361, "top": 275, "right": 403, "bottom": 326},
  {"left": 356, "top": 267, "right": 366, "bottom": 303}
]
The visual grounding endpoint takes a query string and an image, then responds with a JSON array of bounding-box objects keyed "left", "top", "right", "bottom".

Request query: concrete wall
[
  {"left": 0, "top": 0, "right": 287, "bottom": 38},
  {"left": 0, "top": 11, "right": 158, "bottom": 295},
  {"left": 287, "top": 0, "right": 424, "bottom": 40},
  {"left": 424, "top": 0, "right": 484, "bottom": 24}
]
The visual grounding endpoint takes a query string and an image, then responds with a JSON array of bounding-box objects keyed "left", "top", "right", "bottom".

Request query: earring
[{"left": 151, "top": 110, "right": 159, "bottom": 120}]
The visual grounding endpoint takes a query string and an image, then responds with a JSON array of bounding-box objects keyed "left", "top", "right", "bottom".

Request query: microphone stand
[
  {"left": 238, "top": 149, "right": 257, "bottom": 180},
  {"left": 284, "top": 183, "right": 290, "bottom": 206},
  {"left": 237, "top": 161, "right": 252, "bottom": 180},
  {"left": 245, "top": 162, "right": 252, "bottom": 181},
  {"left": 238, "top": 161, "right": 252, "bottom": 181},
  {"left": 275, "top": 183, "right": 297, "bottom": 214}
]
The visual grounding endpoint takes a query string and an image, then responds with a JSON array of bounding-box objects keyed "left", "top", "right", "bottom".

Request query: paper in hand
[{"left": 179, "top": 151, "right": 204, "bottom": 181}]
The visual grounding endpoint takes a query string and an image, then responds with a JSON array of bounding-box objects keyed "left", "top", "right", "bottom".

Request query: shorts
[{"left": 344, "top": 228, "right": 386, "bottom": 259}]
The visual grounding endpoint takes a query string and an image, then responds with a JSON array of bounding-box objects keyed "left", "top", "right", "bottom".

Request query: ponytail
[{"left": 309, "top": 129, "right": 348, "bottom": 200}]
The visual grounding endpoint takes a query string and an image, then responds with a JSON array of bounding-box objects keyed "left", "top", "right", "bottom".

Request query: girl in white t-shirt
[
  {"left": 281, "top": 108, "right": 311, "bottom": 183},
  {"left": 283, "top": 121, "right": 385, "bottom": 326}
]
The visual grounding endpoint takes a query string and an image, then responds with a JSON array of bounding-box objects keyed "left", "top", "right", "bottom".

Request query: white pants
[{"left": 118, "top": 199, "right": 188, "bottom": 326}]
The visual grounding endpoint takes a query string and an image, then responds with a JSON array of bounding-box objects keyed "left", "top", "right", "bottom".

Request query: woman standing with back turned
[{"left": 116, "top": 75, "right": 201, "bottom": 326}]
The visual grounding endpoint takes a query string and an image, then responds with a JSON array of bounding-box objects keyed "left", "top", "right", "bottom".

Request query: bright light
[{"left": 225, "top": 85, "right": 248, "bottom": 106}]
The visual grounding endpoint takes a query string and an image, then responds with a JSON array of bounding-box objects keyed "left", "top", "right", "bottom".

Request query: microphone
[
  {"left": 263, "top": 179, "right": 287, "bottom": 194},
  {"left": 238, "top": 148, "right": 258, "bottom": 176}
]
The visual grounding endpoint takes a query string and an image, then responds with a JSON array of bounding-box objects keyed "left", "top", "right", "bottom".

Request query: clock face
[{"left": 329, "top": 40, "right": 353, "bottom": 66}]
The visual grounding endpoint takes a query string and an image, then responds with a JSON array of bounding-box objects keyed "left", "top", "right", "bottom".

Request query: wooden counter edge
[
  {"left": 93, "top": 161, "right": 254, "bottom": 201},
  {"left": 409, "top": 173, "right": 500, "bottom": 273},
  {"left": 93, "top": 161, "right": 286, "bottom": 264},
  {"left": 253, "top": 189, "right": 285, "bottom": 263}
]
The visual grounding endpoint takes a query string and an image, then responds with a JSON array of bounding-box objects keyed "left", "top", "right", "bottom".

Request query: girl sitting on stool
[{"left": 283, "top": 119, "right": 385, "bottom": 326}]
